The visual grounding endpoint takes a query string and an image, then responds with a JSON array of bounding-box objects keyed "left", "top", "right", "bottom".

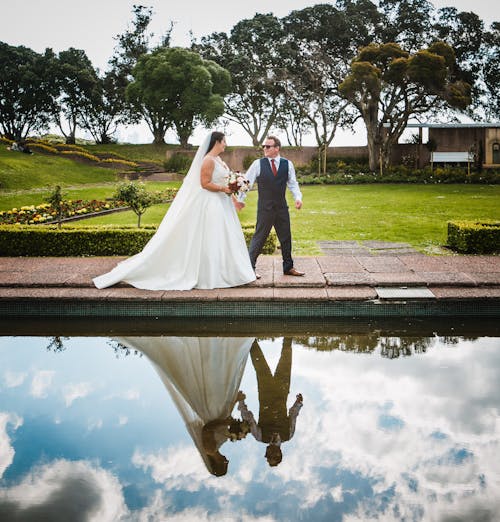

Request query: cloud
[
  {"left": 63, "top": 382, "right": 93, "bottom": 407},
  {"left": 3, "top": 371, "right": 27, "bottom": 388},
  {"left": 0, "top": 459, "right": 127, "bottom": 522},
  {"left": 30, "top": 370, "right": 55, "bottom": 398},
  {"left": 0, "top": 412, "right": 23, "bottom": 478}
]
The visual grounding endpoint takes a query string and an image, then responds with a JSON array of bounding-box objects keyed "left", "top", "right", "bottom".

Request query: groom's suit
[{"left": 244, "top": 156, "right": 302, "bottom": 273}]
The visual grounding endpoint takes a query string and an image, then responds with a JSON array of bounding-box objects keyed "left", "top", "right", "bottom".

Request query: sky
[{"left": 0, "top": 0, "right": 497, "bottom": 145}]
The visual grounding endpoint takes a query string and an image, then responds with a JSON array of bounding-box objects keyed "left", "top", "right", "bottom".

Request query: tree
[
  {"left": 126, "top": 47, "right": 231, "bottom": 146},
  {"left": 0, "top": 43, "right": 58, "bottom": 140},
  {"left": 377, "top": 0, "right": 435, "bottom": 51},
  {"left": 482, "top": 23, "right": 500, "bottom": 120},
  {"left": 114, "top": 180, "right": 162, "bottom": 228},
  {"left": 339, "top": 42, "right": 471, "bottom": 172},
  {"left": 196, "top": 14, "right": 286, "bottom": 146},
  {"left": 280, "top": 2, "right": 379, "bottom": 174},
  {"left": 434, "top": 7, "right": 485, "bottom": 115},
  {"left": 53, "top": 48, "right": 98, "bottom": 144},
  {"left": 80, "top": 71, "right": 127, "bottom": 144},
  {"left": 45, "top": 185, "right": 65, "bottom": 229}
]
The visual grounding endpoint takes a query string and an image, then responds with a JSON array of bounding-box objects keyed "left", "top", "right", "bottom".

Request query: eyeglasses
[{"left": 262, "top": 145, "right": 275, "bottom": 149}]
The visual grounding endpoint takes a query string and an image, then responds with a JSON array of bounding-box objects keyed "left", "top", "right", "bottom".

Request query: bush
[
  {"left": 296, "top": 162, "right": 500, "bottom": 185},
  {"left": 164, "top": 153, "right": 192, "bottom": 174},
  {"left": 447, "top": 221, "right": 500, "bottom": 254},
  {"left": 243, "top": 154, "right": 260, "bottom": 170},
  {"left": 60, "top": 150, "right": 101, "bottom": 162},
  {"left": 0, "top": 224, "right": 276, "bottom": 256}
]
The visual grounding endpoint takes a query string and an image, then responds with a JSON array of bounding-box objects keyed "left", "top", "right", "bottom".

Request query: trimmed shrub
[
  {"left": 60, "top": 150, "right": 101, "bottom": 162},
  {"left": 28, "top": 142, "right": 59, "bottom": 154},
  {"left": 0, "top": 224, "right": 276, "bottom": 256},
  {"left": 447, "top": 221, "right": 500, "bottom": 254},
  {"left": 164, "top": 153, "right": 192, "bottom": 174}
]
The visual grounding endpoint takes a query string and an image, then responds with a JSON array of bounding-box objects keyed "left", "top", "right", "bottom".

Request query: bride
[{"left": 93, "top": 131, "right": 256, "bottom": 290}]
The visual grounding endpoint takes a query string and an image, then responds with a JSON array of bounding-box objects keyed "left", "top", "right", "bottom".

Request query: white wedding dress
[
  {"left": 93, "top": 133, "right": 255, "bottom": 290},
  {"left": 116, "top": 336, "right": 253, "bottom": 474}
]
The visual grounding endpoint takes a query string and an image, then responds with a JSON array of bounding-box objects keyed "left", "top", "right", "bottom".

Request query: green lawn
[
  {"left": 2, "top": 143, "right": 499, "bottom": 254},
  {"left": 0, "top": 146, "right": 117, "bottom": 190},
  {"left": 65, "top": 184, "right": 500, "bottom": 255}
]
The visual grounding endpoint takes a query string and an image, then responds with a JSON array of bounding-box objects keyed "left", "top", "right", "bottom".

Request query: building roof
[{"left": 406, "top": 123, "right": 500, "bottom": 128}]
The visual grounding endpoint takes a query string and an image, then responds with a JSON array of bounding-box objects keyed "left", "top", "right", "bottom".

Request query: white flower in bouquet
[{"left": 226, "top": 171, "right": 250, "bottom": 196}]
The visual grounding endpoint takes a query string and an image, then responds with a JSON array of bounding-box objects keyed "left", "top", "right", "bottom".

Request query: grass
[
  {"left": 64, "top": 184, "right": 500, "bottom": 255},
  {"left": 0, "top": 146, "right": 117, "bottom": 190},
  {"left": 2, "top": 142, "right": 499, "bottom": 255},
  {"left": 82, "top": 143, "right": 175, "bottom": 164}
]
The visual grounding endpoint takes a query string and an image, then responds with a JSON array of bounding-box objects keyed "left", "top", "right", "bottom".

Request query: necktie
[{"left": 271, "top": 159, "right": 278, "bottom": 176}]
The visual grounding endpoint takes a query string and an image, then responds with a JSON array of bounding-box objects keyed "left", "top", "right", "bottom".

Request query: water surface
[{"left": 0, "top": 320, "right": 499, "bottom": 521}]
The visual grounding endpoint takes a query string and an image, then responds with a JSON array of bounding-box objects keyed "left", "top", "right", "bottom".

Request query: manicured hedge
[
  {"left": 0, "top": 225, "right": 277, "bottom": 256},
  {"left": 447, "top": 221, "right": 500, "bottom": 254}
]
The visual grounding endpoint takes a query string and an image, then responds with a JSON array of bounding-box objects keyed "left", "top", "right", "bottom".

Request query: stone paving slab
[
  {"left": 316, "top": 256, "right": 365, "bottom": 273},
  {"left": 356, "top": 256, "right": 410, "bottom": 273},
  {"left": 429, "top": 287, "right": 500, "bottom": 299},
  {"left": 0, "top": 256, "right": 499, "bottom": 305},
  {"left": 273, "top": 257, "right": 325, "bottom": 288},
  {"left": 324, "top": 272, "right": 377, "bottom": 286},
  {"left": 326, "top": 286, "right": 378, "bottom": 300}
]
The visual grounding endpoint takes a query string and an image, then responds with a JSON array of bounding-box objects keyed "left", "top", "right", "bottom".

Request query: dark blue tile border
[{"left": 2, "top": 299, "right": 499, "bottom": 318}]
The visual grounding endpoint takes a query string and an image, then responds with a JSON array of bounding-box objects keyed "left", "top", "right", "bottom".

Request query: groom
[{"left": 235, "top": 135, "right": 304, "bottom": 277}]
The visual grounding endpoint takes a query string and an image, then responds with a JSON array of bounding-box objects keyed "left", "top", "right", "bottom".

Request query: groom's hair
[
  {"left": 208, "top": 131, "right": 225, "bottom": 153},
  {"left": 266, "top": 135, "right": 281, "bottom": 148}
]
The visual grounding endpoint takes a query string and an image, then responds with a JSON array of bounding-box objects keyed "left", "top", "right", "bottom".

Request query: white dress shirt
[{"left": 238, "top": 155, "right": 303, "bottom": 203}]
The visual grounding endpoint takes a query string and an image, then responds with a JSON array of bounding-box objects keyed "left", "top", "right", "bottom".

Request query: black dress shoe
[{"left": 284, "top": 268, "right": 305, "bottom": 276}]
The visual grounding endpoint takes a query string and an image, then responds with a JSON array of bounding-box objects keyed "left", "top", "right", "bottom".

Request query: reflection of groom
[
  {"left": 237, "top": 338, "right": 303, "bottom": 466},
  {"left": 235, "top": 135, "right": 304, "bottom": 277}
]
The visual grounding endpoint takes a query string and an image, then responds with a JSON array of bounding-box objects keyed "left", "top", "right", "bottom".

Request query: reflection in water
[
  {"left": 1, "top": 327, "right": 499, "bottom": 521},
  {"left": 117, "top": 336, "right": 253, "bottom": 476},
  {"left": 238, "top": 339, "right": 303, "bottom": 467}
]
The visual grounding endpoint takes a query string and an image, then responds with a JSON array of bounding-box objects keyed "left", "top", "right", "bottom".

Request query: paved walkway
[{"left": 1, "top": 254, "right": 499, "bottom": 302}]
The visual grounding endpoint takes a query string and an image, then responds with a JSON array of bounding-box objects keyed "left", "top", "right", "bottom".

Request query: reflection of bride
[
  {"left": 93, "top": 131, "right": 255, "bottom": 290},
  {"left": 116, "top": 336, "right": 254, "bottom": 476}
]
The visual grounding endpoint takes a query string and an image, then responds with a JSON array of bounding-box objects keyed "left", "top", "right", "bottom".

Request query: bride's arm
[{"left": 200, "top": 157, "right": 232, "bottom": 194}]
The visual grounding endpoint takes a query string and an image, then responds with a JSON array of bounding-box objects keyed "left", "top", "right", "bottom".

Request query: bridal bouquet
[{"left": 226, "top": 171, "right": 250, "bottom": 196}]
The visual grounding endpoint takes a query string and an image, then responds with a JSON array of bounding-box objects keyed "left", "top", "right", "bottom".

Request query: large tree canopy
[
  {"left": 196, "top": 13, "right": 286, "bottom": 146},
  {"left": 0, "top": 42, "right": 58, "bottom": 140},
  {"left": 126, "top": 47, "right": 231, "bottom": 146},
  {"left": 53, "top": 48, "right": 98, "bottom": 144},
  {"left": 339, "top": 41, "right": 471, "bottom": 171}
]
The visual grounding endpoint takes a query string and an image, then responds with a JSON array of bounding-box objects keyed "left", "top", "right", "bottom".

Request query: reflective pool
[{"left": 1, "top": 320, "right": 499, "bottom": 521}]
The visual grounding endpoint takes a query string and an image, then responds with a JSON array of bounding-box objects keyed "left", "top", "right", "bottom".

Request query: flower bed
[{"left": 0, "top": 199, "right": 128, "bottom": 225}]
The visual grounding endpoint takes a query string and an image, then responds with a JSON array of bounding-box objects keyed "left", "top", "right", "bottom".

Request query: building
[{"left": 406, "top": 123, "right": 500, "bottom": 168}]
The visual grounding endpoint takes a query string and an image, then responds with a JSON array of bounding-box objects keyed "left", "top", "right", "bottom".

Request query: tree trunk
[
  {"left": 152, "top": 129, "right": 165, "bottom": 145},
  {"left": 366, "top": 130, "right": 380, "bottom": 172}
]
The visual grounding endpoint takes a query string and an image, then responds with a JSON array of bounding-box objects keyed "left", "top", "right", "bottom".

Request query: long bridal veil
[
  {"left": 116, "top": 336, "right": 254, "bottom": 475},
  {"left": 92, "top": 134, "right": 213, "bottom": 290}
]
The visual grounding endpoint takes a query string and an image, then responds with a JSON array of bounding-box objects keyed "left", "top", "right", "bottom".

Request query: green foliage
[
  {"left": 0, "top": 43, "right": 59, "bottom": 140},
  {"left": 0, "top": 224, "right": 276, "bottom": 256},
  {"left": 0, "top": 145, "right": 117, "bottom": 190},
  {"left": 243, "top": 154, "right": 260, "bottom": 170},
  {"left": 447, "top": 221, "right": 500, "bottom": 253},
  {"left": 0, "top": 225, "right": 156, "bottom": 256},
  {"left": 296, "top": 160, "right": 500, "bottom": 185},
  {"left": 44, "top": 185, "right": 64, "bottom": 228},
  {"left": 164, "top": 153, "right": 192, "bottom": 174},
  {"left": 114, "top": 180, "right": 162, "bottom": 227},
  {"left": 127, "top": 47, "right": 231, "bottom": 146}
]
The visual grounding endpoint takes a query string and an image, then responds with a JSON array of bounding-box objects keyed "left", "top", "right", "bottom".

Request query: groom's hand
[
  {"left": 295, "top": 200, "right": 302, "bottom": 210},
  {"left": 234, "top": 200, "right": 245, "bottom": 211}
]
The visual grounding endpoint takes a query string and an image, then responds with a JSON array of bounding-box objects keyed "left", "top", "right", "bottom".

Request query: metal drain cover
[{"left": 375, "top": 287, "right": 436, "bottom": 299}]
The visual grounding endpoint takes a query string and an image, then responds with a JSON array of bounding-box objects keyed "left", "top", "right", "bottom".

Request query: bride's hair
[{"left": 207, "top": 131, "right": 225, "bottom": 153}]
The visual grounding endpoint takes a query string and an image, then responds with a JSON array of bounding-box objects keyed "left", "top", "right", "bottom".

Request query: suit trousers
[{"left": 249, "top": 205, "right": 293, "bottom": 273}]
